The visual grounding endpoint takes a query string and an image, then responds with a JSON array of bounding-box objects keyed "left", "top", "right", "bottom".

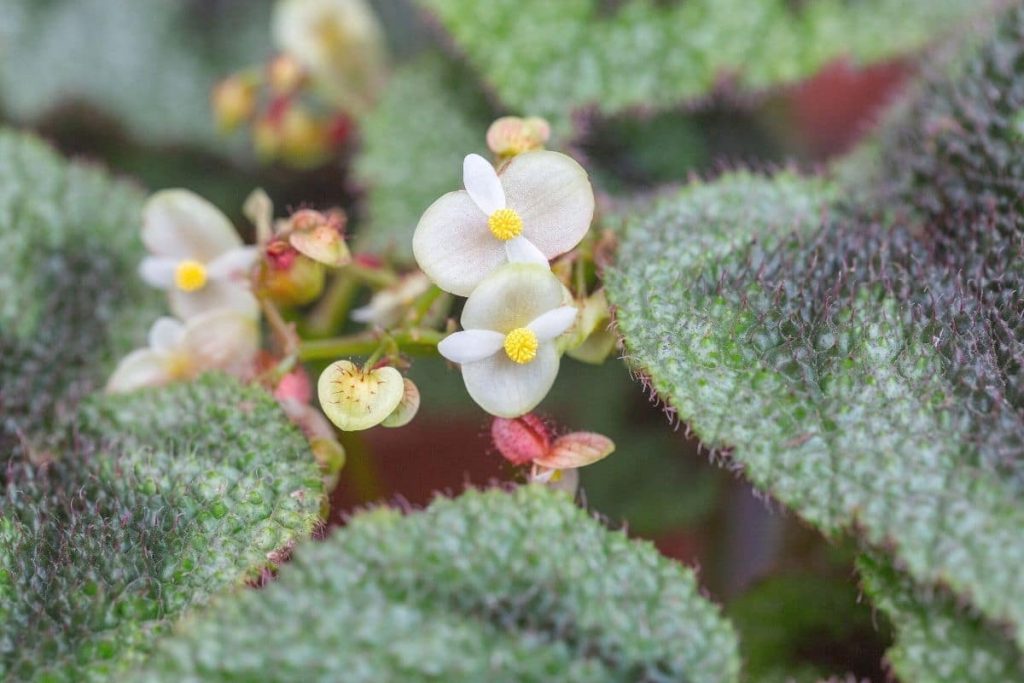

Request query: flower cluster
[
  {"left": 212, "top": 0, "right": 387, "bottom": 168},
  {"left": 413, "top": 138, "right": 594, "bottom": 418}
]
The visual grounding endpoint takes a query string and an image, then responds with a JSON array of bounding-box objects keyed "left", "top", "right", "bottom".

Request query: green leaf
[
  {"left": 0, "top": 375, "right": 323, "bottom": 682},
  {"left": 858, "top": 555, "right": 1024, "bottom": 682},
  {"left": 0, "top": 0, "right": 270, "bottom": 151},
  {"left": 416, "top": 0, "right": 986, "bottom": 127},
  {"left": 135, "top": 485, "right": 740, "bottom": 682},
  {"left": 0, "top": 127, "right": 161, "bottom": 458},
  {"left": 353, "top": 53, "right": 491, "bottom": 259},
  {"left": 607, "top": 6, "right": 1024, "bottom": 661}
]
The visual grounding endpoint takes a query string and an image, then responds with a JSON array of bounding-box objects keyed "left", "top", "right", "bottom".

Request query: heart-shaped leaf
[{"left": 317, "top": 360, "right": 405, "bottom": 431}]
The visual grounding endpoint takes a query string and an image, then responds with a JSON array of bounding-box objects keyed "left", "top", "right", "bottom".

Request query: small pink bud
[
  {"left": 491, "top": 414, "right": 551, "bottom": 465},
  {"left": 274, "top": 367, "right": 312, "bottom": 404}
]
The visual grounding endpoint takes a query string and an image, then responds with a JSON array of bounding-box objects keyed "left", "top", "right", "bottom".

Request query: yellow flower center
[
  {"left": 174, "top": 260, "right": 208, "bottom": 292},
  {"left": 504, "top": 327, "right": 538, "bottom": 364},
  {"left": 487, "top": 208, "right": 523, "bottom": 241},
  {"left": 164, "top": 352, "right": 195, "bottom": 380}
]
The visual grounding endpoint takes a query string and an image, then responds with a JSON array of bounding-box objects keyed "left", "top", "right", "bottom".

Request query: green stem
[
  {"left": 298, "top": 329, "right": 445, "bottom": 361},
  {"left": 305, "top": 272, "right": 359, "bottom": 338},
  {"left": 408, "top": 285, "right": 444, "bottom": 325}
]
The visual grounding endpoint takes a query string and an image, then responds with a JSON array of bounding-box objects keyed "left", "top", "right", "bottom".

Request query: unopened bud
[
  {"left": 267, "top": 53, "right": 306, "bottom": 94},
  {"left": 287, "top": 209, "right": 351, "bottom": 267},
  {"left": 261, "top": 239, "right": 325, "bottom": 306},
  {"left": 212, "top": 75, "right": 258, "bottom": 132},
  {"left": 491, "top": 414, "right": 551, "bottom": 465},
  {"left": 486, "top": 116, "right": 551, "bottom": 160}
]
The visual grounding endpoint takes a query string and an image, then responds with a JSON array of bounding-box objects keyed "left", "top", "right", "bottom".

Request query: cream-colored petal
[
  {"left": 138, "top": 256, "right": 177, "bottom": 289},
  {"left": 527, "top": 305, "right": 577, "bottom": 342},
  {"left": 105, "top": 349, "right": 172, "bottom": 393},
  {"left": 463, "top": 153, "right": 505, "bottom": 215},
  {"left": 504, "top": 235, "right": 549, "bottom": 266},
  {"left": 413, "top": 190, "right": 506, "bottom": 297},
  {"left": 181, "top": 308, "right": 260, "bottom": 375},
  {"left": 206, "top": 246, "right": 259, "bottom": 279},
  {"left": 142, "top": 189, "right": 241, "bottom": 261},
  {"left": 501, "top": 151, "right": 594, "bottom": 258},
  {"left": 317, "top": 360, "right": 405, "bottom": 431},
  {"left": 461, "top": 264, "right": 565, "bottom": 333},
  {"left": 461, "top": 343, "right": 559, "bottom": 418},
  {"left": 438, "top": 330, "right": 505, "bottom": 364},
  {"left": 147, "top": 317, "right": 186, "bottom": 353},
  {"left": 168, "top": 281, "right": 259, "bottom": 320}
]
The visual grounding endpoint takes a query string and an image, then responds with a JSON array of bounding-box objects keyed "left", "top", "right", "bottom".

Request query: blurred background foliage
[{"left": 0, "top": 0, "right": 996, "bottom": 679}]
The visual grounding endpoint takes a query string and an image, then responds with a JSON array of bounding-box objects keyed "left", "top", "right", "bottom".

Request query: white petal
[
  {"left": 504, "top": 236, "right": 549, "bottom": 266},
  {"left": 502, "top": 151, "right": 594, "bottom": 259},
  {"left": 105, "top": 349, "right": 172, "bottom": 393},
  {"left": 138, "top": 256, "right": 177, "bottom": 289},
  {"left": 168, "top": 281, "right": 259, "bottom": 320},
  {"left": 349, "top": 302, "right": 379, "bottom": 324},
  {"left": 461, "top": 264, "right": 566, "bottom": 333},
  {"left": 463, "top": 153, "right": 505, "bottom": 215},
  {"left": 181, "top": 308, "right": 260, "bottom": 374},
  {"left": 461, "top": 343, "right": 559, "bottom": 418},
  {"left": 438, "top": 330, "right": 505, "bottom": 364},
  {"left": 206, "top": 246, "right": 259, "bottom": 280},
  {"left": 142, "top": 189, "right": 241, "bottom": 261},
  {"left": 527, "top": 306, "right": 578, "bottom": 342},
  {"left": 413, "top": 191, "right": 506, "bottom": 297},
  {"left": 147, "top": 317, "right": 186, "bottom": 353}
]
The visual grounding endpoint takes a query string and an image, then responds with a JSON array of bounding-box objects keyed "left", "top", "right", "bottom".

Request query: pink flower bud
[
  {"left": 491, "top": 414, "right": 551, "bottom": 465},
  {"left": 274, "top": 367, "right": 313, "bottom": 404}
]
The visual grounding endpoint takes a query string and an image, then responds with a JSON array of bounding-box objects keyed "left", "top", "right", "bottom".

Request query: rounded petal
[
  {"left": 527, "top": 305, "right": 578, "bottom": 342},
  {"left": 206, "top": 246, "right": 259, "bottom": 279},
  {"left": 168, "top": 281, "right": 259, "bottom": 320},
  {"left": 461, "top": 343, "right": 559, "bottom": 418},
  {"left": 317, "top": 361, "right": 405, "bottom": 431},
  {"left": 534, "top": 432, "right": 616, "bottom": 470},
  {"left": 463, "top": 153, "right": 505, "bottom": 214},
  {"left": 501, "top": 151, "right": 594, "bottom": 258},
  {"left": 147, "top": 317, "right": 186, "bottom": 353},
  {"left": 105, "top": 349, "right": 172, "bottom": 393},
  {"left": 138, "top": 256, "right": 177, "bottom": 289},
  {"left": 380, "top": 378, "right": 420, "bottom": 428},
  {"left": 504, "top": 235, "right": 549, "bottom": 266},
  {"left": 181, "top": 308, "right": 260, "bottom": 374},
  {"left": 438, "top": 330, "right": 505, "bottom": 364},
  {"left": 461, "top": 264, "right": 565, "bottom": 333},
  {"left": 142, "top": 189, "right": 241, "bottom": 261},
  {"left": 413, "top": 191, "right": 505, "bottom": 297}
]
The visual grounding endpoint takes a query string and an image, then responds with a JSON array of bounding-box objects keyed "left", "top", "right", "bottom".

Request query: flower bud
[
  {"left": 279, "top": 104, "right": 332, "bottom": 168},
  {"left": 287, "top": 209, "right": 351, "bottom": 267},
  {"left": 212, "top": 75, "right": 258, "bottom": 132},
  {"left": 274, "top": 366, "right": 313, "bottom": 404},
  {"left": 533, "top": 432, "right": 615, "bottom": 470},
  {"left": 380, "top": 378, "right": 420, "bottom": 428},
  {"left": 317, "top": 360, "right": 405, "bottom": 431},
  {"left": 565, "top": 289, "right": 616, "bottom": 364},
  {"left": 490, "top": 414, "right": 551, "bottom": 465},
  {"left": 267, "top": 53, "right": 306, "bottom": 94},
  {"left": 260, "top": 239, "right": 326, "bottom": 306},
  {"left": 486, "top": 116, "right": 551, "bottom": 160}
]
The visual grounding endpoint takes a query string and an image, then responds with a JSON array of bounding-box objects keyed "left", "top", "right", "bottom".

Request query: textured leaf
[
  {"left": 353, "top": 53, "right": 491, "bottom": 258},
  {"left": 857, "top": 554, "right": 1024, "bottom": 682},
  {"left": 135, "top": 485, "right": 740, "bottom": 682},
  {"left": 0, "top": 0, "right": 269, "bottom": 150},
  {"left": 0, "top": 375, "right": 323, "bottom": 682},
  {"left": 417, "top": 0, "right": 986, "bottom": 127},
  {"left": 607, "top": 27, "right": 1024, "bottom": 657},
  {"left": 0, "top": 128, "right": 160, "bottom": 458}
]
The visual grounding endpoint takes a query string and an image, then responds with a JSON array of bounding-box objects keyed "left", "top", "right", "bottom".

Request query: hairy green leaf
[
  {"left": 417, "top": 0, "right": 986, "bottom": 128},
  {"left": 858, "top": 555, "right": 1024, "bottom": 682},
  {"left": 0, "top": 375, "right": 323, "bottom": 682},
  {"left": 0, "top": 0, "right": 269, "bottom": 150},
  {"left": 353, "top": 53, "right": 491, "bottom": 259},
  {"left": 0, "top": 128, "right": 160, "bottom": 458},
  {"left": 607, "top": 7, "right": 1024, "bottom": 658},
  {"left": 135, "top": 485, "right": 739, "bottom": 682}
]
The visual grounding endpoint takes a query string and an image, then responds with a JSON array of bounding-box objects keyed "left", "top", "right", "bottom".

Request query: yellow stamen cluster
[
  {"left": 504, "top": 327, "right": 538, "bottom": 364},
  {"left": 174, "top": 260, "right": 208, "bottom": 292},
  {"left": 487, "top": 208, "right": 523, "bottom": 241}
]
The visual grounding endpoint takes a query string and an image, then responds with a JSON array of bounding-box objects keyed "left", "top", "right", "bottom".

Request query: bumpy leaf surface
[
  {"left": 607, "top": 107, "right": 1024, "bottom": 668},
  {"left": 135, "top": 485, "right": 740, "bottom": 683},
  {"left": 0, "top": 128, "right": 160, "bottom": 459},
  {"left": 0, "top": 376, "right": 323, "bottom": 681},
  {"left": 417, "top": 0, "right": 986, "bottom": 127},
  {"left": 353, "top": 53, "right": 490, "bottom": 258},
  {"left": 0, "top": 0, "right": 269, "bottom": 150}
]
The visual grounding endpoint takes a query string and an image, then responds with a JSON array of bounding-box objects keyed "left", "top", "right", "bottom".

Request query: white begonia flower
[
  {"left": 437, "top": 264, "right": 577, "bottom": 418},
  {"left": 413, "top": 151, "right": 594, "bottom": 297},
  {"left": 106, "top": 309, "right": 259, "bottom": 393},
  {"left": 272, "top": 0, "right": 387, "bottom": 114},
  {"left": 350, "top": 272, "right": 431, "bottom": 328},
  {"left": 139, "top": 190, "right": 259, "bottom": 320}
]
